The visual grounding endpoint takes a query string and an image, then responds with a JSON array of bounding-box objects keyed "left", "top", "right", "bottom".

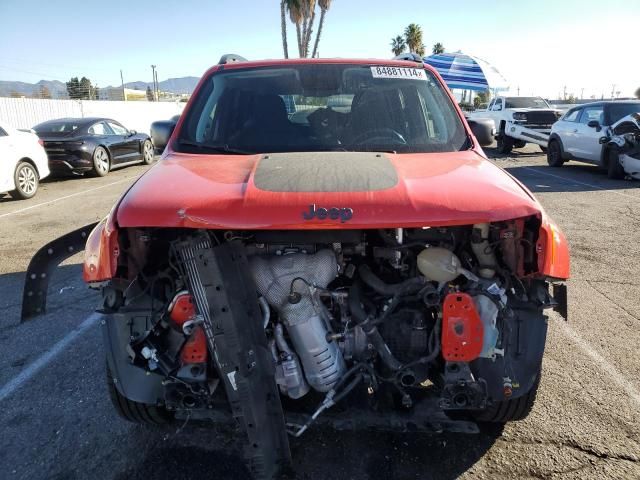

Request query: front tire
[
  {"left": 496, "top": 135, "right": 514, "bottom": 154},
  {"left": 106, "top": 365, "right": 172, "bottom": 425},
  {"left": 10, "top": 162, "right": 39, "bottom": 200},
  {"left": 142, "top": 139, "right": 155, "bottom": 165},
  {"left": 547, "top": 140, "right": 564, "bottom": 167},
  {"left": 606, "top": 148, "right": 625, "bottom": 179},
  {"left": 92, "top": 146, "right": 110, "bottom": 177},
  {"left": 473, "top": 373, "right": 541, "bottom": 423}
]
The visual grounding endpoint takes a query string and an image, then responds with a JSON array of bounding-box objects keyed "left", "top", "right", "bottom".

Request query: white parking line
[
  {"left": 0, "top": 177, "right": 133, "bottom": 220},
  {"left": 522, "top": 167, "right": 640, "bottom": 201},
  {"left": 555, "top": 318, "right": 640, "bottom": 408},
  {"left": 0, "top": 313, "right": 101, "bottom": 402}
]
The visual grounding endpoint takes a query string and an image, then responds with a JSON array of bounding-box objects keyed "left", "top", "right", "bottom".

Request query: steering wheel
[{"left": 351, "top": 128, "right": 407, "bottom": 146}]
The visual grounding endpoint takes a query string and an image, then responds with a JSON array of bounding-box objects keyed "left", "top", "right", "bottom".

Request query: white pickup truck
[{"left": 469, "top": 96, "right": 562, "bottom": 154}]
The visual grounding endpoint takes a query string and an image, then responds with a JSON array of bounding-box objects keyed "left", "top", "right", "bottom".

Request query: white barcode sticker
[{"left": 371, "top": 66, "right": 427, "bottom": 80}]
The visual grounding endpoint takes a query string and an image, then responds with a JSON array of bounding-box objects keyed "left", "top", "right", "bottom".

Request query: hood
[{"left": 116, "top": 150, "right": 542, "bottom": 229}]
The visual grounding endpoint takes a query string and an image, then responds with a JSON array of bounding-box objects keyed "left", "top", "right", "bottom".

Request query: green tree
[
  {"left": 432, "top": 42, "right": 445, "bottom": 54},
  {"left": 66, "top": 77, "right": 81, "bottom": 99},
  {"left": 283, "top": 0, "right": 334, "bottom": 58},
  {"left": 146, "top": 86, "right": 155, "bottom": 101},
  {"left": 80, "top": 77, "right": 94, "bottom": 100},
  {"left": 9, "top": 90, "right": 23, "bottom": 98},
  {"left": 404, "top": 23, "right": 425, "bottom": 56},
  {"left": 67, "top": 76, "right": 97, "bottom": 100},
  {"left": 390, "top": 35, "right": 406, "bottom": 56}
]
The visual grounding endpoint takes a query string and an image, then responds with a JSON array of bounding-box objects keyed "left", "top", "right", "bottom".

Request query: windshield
[
  {"left": 33, "top": 121, "right": 82, "bottom": 134},
  {"left": 504, "top": 97, "right": 550, "bottom": 109},
  {"left": 607, "top": 103, "right": 640, "bottom": 125},
  {"left": 177, "top": 64, "right": 468, "bottom": 154}
]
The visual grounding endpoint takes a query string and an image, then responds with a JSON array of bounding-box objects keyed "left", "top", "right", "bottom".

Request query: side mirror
[
  {"left": 467, "top": 118, "right": 495, "bottom": 147},
  {"left": 599, "top": 136, "right": 610, "bottom": 144},
  {"left": 150, "top": 120, "right": 177, "bottom": 153},
  {"left": 587, "top": 120, "right": 601, "bottom": 131},
  {"left": 128, "top": 129, "right": 137, "bottom": 136}
]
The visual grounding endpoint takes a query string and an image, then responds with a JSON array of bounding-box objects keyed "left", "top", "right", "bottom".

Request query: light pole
[
  {"left": 120, "top": 69, "right": 126, "bottom": 101},
  {"left": 151, "top": 65, "right": 157, "bottom": 101}
]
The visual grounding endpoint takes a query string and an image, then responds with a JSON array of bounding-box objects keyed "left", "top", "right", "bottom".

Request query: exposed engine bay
[{"left": 101, "top": 220, "right": 560, "bottom": 418}]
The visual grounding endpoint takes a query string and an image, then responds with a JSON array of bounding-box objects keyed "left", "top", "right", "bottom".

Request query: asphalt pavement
[{"left": 0, "top": 148, "right": 639, "bottom": 480}]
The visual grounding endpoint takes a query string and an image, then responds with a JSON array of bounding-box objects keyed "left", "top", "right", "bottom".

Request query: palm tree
[
  {"left": 390, "top": 35, "right": 406, "bottom": 56},
  {"left": 281, "top": 0, "right": 289, "bottom": 58},
  {"left": 301, "top": 0, "right": 316, "bottom": 57},
  {"left": 287, "top": 0, "right": 304, "bottom": 57},
  {"left": 404, "top": 23, "right": 424, "bottom": 55},
  {"left": 432, "top": 42, "right": 445, "bottom": 55},
  {"left": 311, "top": 0, "right": 331, "bottom": 58}
]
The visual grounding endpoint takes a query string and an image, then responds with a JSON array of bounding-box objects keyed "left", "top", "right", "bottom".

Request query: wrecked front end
[
  {"left": 609, "top": 113, "right": 640, "bottom": 180},
  {"left": 19, "top": 210, "right": 568, "bottom": 478}
]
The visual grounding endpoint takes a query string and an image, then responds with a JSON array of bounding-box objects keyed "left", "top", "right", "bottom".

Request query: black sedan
[{"left": 33, "top": 117, "right": 155, "bottom": 177}]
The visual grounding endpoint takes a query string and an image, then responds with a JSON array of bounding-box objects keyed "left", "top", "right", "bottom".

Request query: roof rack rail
[
  {"left": 218, "top": 54, "right": 248, "bottom": 65},
  {"left": 393, "top": 53, "right": 424, "bottom": 63}
]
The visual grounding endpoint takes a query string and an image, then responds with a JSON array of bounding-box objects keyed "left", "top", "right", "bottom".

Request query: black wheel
[
  {"left": 92, "top": 146, "right": 110, "bottom": 177},
  {"left": 496, "top": 135, "right": 514, "bottom": 154},
  {"left": 539, "top": 145, "right": 548, "bottom": 153},
  {"left": 473, "top": 373, "right": 541, "bottom": 423},
  {"left": 106, "top": 365, "right": 172, "bottom": 425},
  {"left": 546, "top": 140, "right": 564, "bottom": 167},
  {"left": 142, "top": 139, "right": 155, "bottom": 165},
  {"left": 10, "top": 161, "right": 39, "bottom": 200},
  {"left": 606, "top": 148, "right": 625, "bottom": 179}
]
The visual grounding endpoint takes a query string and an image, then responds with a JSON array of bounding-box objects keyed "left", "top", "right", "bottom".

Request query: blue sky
[{"left": 0, "top": 0, "right": 638, "bottom": 98}]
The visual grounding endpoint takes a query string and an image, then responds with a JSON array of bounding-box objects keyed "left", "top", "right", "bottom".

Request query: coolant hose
[
  {"left": 358, "top": 265, "right": 426, "bottom": 297},
  {"left": 364, "top": 325, "right": 404, "bottom": 371},
  {"left": 348, "top": 281, "right": 368, "bottom": 323}
]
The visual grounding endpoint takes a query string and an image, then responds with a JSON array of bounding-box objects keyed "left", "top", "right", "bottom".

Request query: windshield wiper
[{"left": 178, "top": 140, "right": 253, "bottom": 155}]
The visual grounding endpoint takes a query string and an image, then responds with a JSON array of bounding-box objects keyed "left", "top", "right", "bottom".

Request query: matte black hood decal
[{"left": 253, "top": 152, "right": 398, "bottom": 192}]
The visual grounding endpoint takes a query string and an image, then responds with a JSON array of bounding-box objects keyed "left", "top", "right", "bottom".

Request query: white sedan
[{"left": 0, "top": 122, "right": 50, "bottom": 199}]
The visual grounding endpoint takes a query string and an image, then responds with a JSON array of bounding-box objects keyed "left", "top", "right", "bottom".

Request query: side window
[
  {"left": 107, "top": 122, "right": 128, "bottom": 135},
  {"left": 487, "top": 99, "right": 494, "bottom": 110},
  {"left": 88, "top": 122, "right": 111, "bottom": 135},
  {"left": 0, "top": 127, "right": 7, "bottom": 136},
  {"left": 579, "top": 106, "right": 604, "bottom": 125},
  {"left": 563, "top": 109, "right": 581, "bottom": 122},
  {"left": 492, "top": 98, "right": 503, "bottom": 111}
]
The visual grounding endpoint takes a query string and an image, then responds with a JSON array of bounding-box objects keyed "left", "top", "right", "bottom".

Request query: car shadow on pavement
[
  {"left": 484, "top": 146, "right": 545, "bottom": 159},
  {"left": 110, "top": 421, "right": 502, "bottom": 480},
  {"left": 504, "top": 164, "right": 638, "bottom": 194},
  {"left": 0, "top": 263, "right": 94, "bottom": 330}
]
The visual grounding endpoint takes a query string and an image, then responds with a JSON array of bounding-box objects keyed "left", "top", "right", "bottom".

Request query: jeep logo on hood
[{"left": 303, "top": 204, "right": 353, "bottom": 223}]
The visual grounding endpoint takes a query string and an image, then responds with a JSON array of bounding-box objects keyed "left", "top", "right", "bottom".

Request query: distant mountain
[
  {"left": 0, "top": 79, "right": 67, "bottom": 98},
  {"left": 0, "top": 76, "right": 200, "bottom": 98},
  {"left": 122, "top": 77, "right": 199, "bottom": 94}
]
